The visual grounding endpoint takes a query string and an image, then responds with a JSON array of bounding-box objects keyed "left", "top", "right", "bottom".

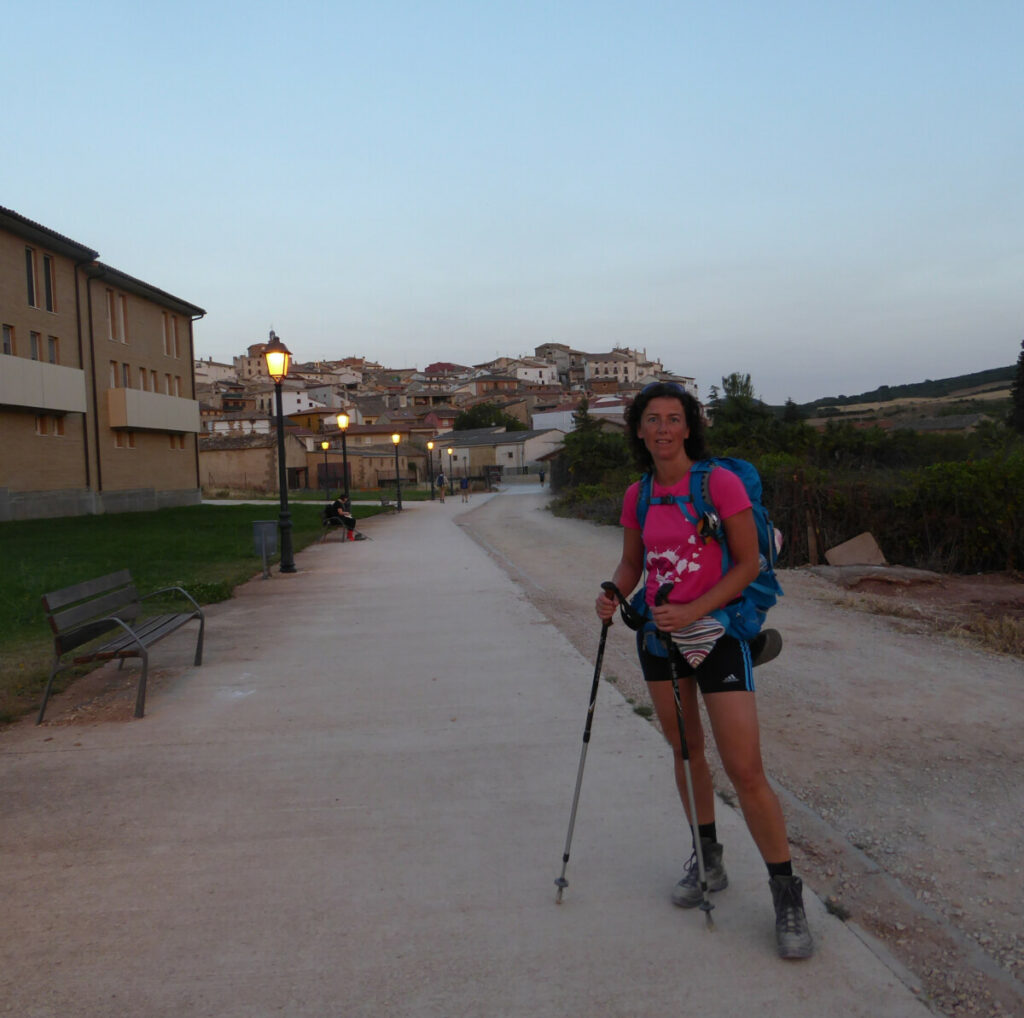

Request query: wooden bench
[{"left": 38, "top": 569, "right": 204, "bottom": 723}]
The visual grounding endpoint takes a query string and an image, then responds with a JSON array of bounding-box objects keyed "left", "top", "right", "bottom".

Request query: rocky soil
[{"left": 460, "top": 489, "right": 1024, "bottom": 1018}]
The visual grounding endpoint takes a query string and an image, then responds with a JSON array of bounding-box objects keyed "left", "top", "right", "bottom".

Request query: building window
[
  {"left": 139, "top": 370, "right": 149, "bottom": 391},
  {"left": 174, "top": 375, "right": 182, "bottom": 396},
  {"left": 114, "top": 431, "right": 136, "bottom": 449},
  {"left": 151, "top": 369, "right": 158, "bottom": 390},
  {"left": 34, "top": 414, "right": 65, "bottom": 437},
  {"left": 2, "top": 324, "right": 13, "bottom": 355},
  {"left": 26, "top": 248, "right": 38, "bottom": 306},
  {"left": 43, "top": 255, "right": 55, "bottom": 312},
  {"left": 29, "top": 332, "right": 41, "bottom": 361},
  {"left": 107, "top": 291, "right": 128, "bottom": 343},
  {"left": 169, "top": 434, "right": 186, "bottom": 450},
  {"left": 47, "top": 336, "right": 59, "bottom": 364},
  {"left": 165, "top": 373, "right": 172, "bottom": 394},
  {"left": 121, "top": 363, "right": 131, "bottom": 387},
  {"left": 171, "top": 316, "right": 179, "bottom": 358}
]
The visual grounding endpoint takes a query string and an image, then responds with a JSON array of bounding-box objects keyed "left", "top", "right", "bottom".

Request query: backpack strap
[
  {"left": 688, "top": 459, "right": 730, "bottom": 568},
  {"left": 637, "top": 470, "right": 702, "bottom": 530}
]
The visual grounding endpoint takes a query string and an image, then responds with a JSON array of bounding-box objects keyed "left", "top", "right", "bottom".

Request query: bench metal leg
[
  {"left": 133, "top": 649, "right": 149, "bottom": 719},
  {"left": 193, "top": 616, "right": 205, "bottom": 667},
  {"left": 36, "top": 657, "right": 62, "bottom": 724}
]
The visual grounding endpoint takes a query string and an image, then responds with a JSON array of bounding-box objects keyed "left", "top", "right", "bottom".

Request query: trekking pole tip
[
  {"left": 701, "top": 900, "right": 715, "bottom": 929},
  {"left": 554, "top": 877, "right": 568, "bottom": 903}
]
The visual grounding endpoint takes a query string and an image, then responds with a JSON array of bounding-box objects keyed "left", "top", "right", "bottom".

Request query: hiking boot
[
  {"left": 769, "top": 874, "right": 814, "bottom": 959},
  {"left": 751, "top": 628, "right": 782, "bottom": 668},
  {"left": 672, "top": 838, "right": 728, "bottom": 908}
]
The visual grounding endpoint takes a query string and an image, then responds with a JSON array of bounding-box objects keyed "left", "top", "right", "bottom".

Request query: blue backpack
[{"left": 630, "top": 457, "right": 783, "bottom": 655}]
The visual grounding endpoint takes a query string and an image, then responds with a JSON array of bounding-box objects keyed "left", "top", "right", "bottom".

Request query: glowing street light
[
  {"left": 336, "top": 412, "right": 350, "bottom": 503},
  {"left": 263, "top": 330, "right": 296, "bottom": 574},
  {"left": 391, "top": 433, "right": 403, "bottom": 511},
  {"left": 320, "top": 440, "right": 330, "bottom": 501}
]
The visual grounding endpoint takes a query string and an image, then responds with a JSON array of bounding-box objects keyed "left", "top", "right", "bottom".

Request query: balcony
[
  {"left": 0, "top": 354, "right": 88, "bottom": 413},
  {"left": 107, "top": 388, "right": 201, "bottom": 433}
]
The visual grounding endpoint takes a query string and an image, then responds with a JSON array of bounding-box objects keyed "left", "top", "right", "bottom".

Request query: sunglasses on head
[{"left": 639, "top": 381, "right": 687, "bottom": 397}]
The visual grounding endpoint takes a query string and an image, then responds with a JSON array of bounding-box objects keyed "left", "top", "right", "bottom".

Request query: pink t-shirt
[{"left": 620, "top": 466, "right": 751, "bottom": 608}]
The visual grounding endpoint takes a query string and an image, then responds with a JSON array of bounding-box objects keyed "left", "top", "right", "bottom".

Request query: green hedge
[
  {"left": 550, "top": 450, "right": 1024, "bottom": 573},
  {"left": 753, "top": 451, "right": 1024, "bottom": 572}
]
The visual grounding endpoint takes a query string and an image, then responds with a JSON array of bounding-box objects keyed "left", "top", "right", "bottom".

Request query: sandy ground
[{"left": 460, "top": 489, "right": 1024, "bottom": 1018}]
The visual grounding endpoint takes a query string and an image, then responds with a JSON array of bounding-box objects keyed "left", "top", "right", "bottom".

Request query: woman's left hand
[{"left": 651, "top": 600, "right": 701, "bottom": 633}]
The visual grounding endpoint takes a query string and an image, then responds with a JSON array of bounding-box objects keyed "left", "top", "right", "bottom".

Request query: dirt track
[{"left": 460, "top": 489, "right": 1024, "bottom": 1018}]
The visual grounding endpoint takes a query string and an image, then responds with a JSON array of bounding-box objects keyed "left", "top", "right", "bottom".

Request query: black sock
[
  {"left": 697, "top": 822, "right": 717, "bottom": 846},
  {"left": 767, "top": 860, "right": 793, "bottom": 879}
]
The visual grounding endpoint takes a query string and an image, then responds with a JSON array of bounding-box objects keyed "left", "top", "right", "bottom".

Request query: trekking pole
[
  {"left": 599, "top": 581, "right": 645, "bottom": 631},
  {"left": 554, "top": 582, "right": 618, "bottom": 903},
  {"left": 655, "top": 582, "right": 715, "bottom": 930}
]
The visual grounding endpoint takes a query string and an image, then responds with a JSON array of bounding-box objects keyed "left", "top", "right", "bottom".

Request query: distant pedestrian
[
  {"left": 436, "top": 473, "right": 447, "bottom": 503},
  {"left": 539, "top": 469, "right": 546, "bottom": 486},
  {"left": 460, "top": 475, "right": 470, "bottom": 502}
]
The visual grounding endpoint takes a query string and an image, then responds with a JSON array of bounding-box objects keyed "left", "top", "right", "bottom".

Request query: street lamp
[
  {"left": 264, "top": 330, "right": 296, "bottom": 574},
  {"left": 320, "top": 440, "right": 330, "bottom": 501},
  {"left": 427, "top": 441, "right": 435, "bottom": 500},
  {"left": 391, "top": 433, "right": 403, "bottom": 511},
  {"left": 447, "top": 447, "right": 454, "bottom": 492},
  {"left": 336, "top": 412, "right": 350, "bottom": 504}
]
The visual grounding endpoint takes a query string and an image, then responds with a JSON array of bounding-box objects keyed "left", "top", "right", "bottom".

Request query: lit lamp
[
  {"left": 447, "top": 447, "right": 454, "bottom": 492},
  {"left": 320, "top": 440, "right": 330, "bottom": 501},
  {"left": 391, "top": 432, "right": 403, "bottom": 511},
  {"left": 427, "top": 441, "right": 435, "bottom": 500},
  {"left": 336, "top": 412, "right": 351, "bottom": 504},
  {"left": 264, "top": 330, "right": 296, "bottom": 573}
]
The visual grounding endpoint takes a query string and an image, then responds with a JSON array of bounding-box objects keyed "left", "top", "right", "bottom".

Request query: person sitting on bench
[{"left": 324, "top": 495, "right": 356, "bottom": 533}]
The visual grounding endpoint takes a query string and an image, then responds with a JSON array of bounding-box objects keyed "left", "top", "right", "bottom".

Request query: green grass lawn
[{"left": 0, "top": 501, "right": 382, "bottom": 722}]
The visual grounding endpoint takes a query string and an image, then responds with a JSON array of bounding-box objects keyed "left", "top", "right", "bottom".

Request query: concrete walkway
[{"left": 1, "top": 492, "right": 929, "bottom": 1017}]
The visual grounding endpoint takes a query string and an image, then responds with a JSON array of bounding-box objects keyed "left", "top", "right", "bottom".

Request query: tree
[
  {"left": 782, "top": 397, "right": 804, "bottom": 423},
  {"left": 722, "top": 372, "right": 756, "bottom": 401},
  {"left": 454, "top": 401, "right": 527, "bottom": 431},
  {"left": 558, "top": 399, "right": 629, "bottom": 486},
  {"left": 1009, "top": 339, "right": 1024, "bottom": 435}
]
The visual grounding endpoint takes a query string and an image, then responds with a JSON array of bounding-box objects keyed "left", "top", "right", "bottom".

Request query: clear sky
[{"left": 5, "top": 1, "right": 1022, "bottom": 404}]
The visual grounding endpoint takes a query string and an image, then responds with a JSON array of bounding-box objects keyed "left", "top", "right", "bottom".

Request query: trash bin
[
  {"left": 253, "top": 521, "right": 278, "bottom": 556},
  {"left": 253, "top": 521, "right": 277, "bottom": 579}
]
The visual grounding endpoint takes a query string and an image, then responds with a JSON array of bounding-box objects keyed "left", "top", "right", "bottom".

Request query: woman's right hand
[{"left": 595, "top": 588, "right": 616, "bottom": 624}]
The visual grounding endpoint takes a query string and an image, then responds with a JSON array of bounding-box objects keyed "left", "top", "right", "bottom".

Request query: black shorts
[{"left": 639, "top": 633, "right": 755, "bottom": 695}]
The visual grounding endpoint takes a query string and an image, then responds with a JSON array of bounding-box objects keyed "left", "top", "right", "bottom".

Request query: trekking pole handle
[
  {"left": 653, "top": 583, "right": 676, "bottom": 642},
  {"left": 600, "top": 581, "right": 645, "bottom": 631}
]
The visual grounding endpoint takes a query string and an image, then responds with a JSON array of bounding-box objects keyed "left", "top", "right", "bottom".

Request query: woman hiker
[{"left": 594, "top": 381, "right": 813, "bottom": 960}]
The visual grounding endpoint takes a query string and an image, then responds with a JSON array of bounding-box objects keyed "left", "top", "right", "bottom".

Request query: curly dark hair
[{"left": 625, "top": 383, "right": 709, "bottom": 473}]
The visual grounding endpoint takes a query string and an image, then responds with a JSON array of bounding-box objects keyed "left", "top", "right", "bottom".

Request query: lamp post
[
  {"left": 447, "top": 446, "right": 454, "bottom": 490},
  {"left": 336, "top": 412, "right": 350, "bottom": 505},
  {"left": 320, "top": 440, "right": 330, "bottom": 501},
  {"left": 391, "top": 433, "right": 403, "bottom": 511},
  {"left": 427, "top": 441, "right": 435, "bottom": 500},
  {"left": 264, "top": 330, "right": 296, "bottom": 574}
]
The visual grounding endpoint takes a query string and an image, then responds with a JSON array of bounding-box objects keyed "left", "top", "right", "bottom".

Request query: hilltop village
[{"left": 196, "top": 342, "right": 696, "bottom": 495}]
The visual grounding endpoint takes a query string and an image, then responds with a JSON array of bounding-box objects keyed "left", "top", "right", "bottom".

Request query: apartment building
[{"left": 0, "top": 206, "right": 204, "bottom": 519}]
